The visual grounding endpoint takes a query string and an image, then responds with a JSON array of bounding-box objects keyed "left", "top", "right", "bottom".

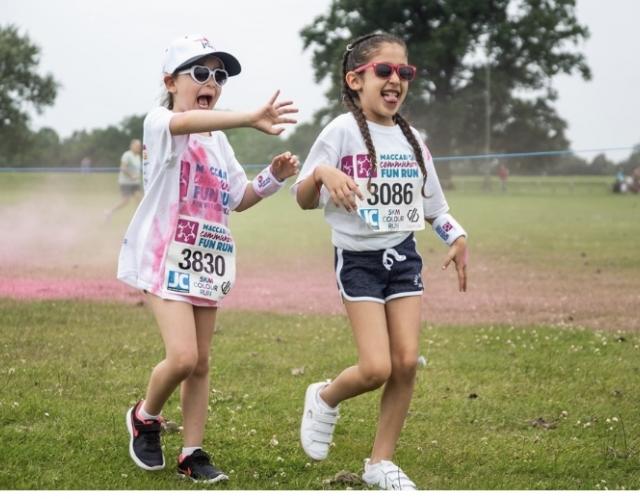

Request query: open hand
[
  {"left": 251, "top": 90, "right": 298, "bottom": 135},
  {"left": 441, "top": 236, "right": 468, "bottom": 292},
  {"left": 271, "top": 151, "right": 300, "bottom": 181}
]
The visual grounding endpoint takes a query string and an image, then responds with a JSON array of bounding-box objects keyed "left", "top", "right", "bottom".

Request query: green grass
[
  {"left": 0, "top": 300, "right": 639, "bottom": 490},
  {"left": 1, "top": 172, "right": 639, "bottom": 490},
  {"left": 454, "top": 175, "right": 613, "bottom": 195},
  {"left": 442, "top": 191, "right": 640, "bottom": 271}
]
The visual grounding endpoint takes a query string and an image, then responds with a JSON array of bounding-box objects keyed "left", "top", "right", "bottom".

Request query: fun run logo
[
  {"left": 340, "top": 156, "right": 354, "bottom": 176},
  {"left": 356, "top": 154, "right": 375, "bottom": 178},
  {"left": 175, "top": 219, "right": 199, "bottom": 245}
]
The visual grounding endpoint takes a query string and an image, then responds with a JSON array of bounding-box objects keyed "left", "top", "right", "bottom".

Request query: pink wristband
[{"left": 252, "top": 165, "right": 285, "bottom": 198}]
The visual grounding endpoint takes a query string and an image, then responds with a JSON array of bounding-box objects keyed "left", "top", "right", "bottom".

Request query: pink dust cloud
[
  {"left": 2, "top": 277, "right": 140, "bottom": 301},
  {"left": 0, "top": 182, "right": 118, "bottom": 279},
  {"left": 1, "top": 181, "right": 639, "bottom": 332}
]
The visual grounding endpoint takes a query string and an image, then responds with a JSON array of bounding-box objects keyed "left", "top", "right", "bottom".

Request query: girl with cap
[
  {"left": 118, "top": 34, "right": 299, "bottom": 483},
  {"left": 292, "top": 32, "right": 468, "bottom": 490}
]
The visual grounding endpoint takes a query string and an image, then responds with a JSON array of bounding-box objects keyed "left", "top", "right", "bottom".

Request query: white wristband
[
  {"left": 252, "top": 165, "right": 285, "bottom": 198},
  {"left": 432, "top": 213, "right": 467, "bottom": 246}
]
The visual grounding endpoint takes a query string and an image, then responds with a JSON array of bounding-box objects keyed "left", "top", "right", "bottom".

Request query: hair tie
[{"left": 346, "top": 44, "right": 354, "bottom": 52}]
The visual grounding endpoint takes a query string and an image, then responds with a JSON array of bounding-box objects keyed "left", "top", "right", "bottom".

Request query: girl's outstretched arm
[{"left": 169, "top": 91, "right": 298, "bottom": 136}]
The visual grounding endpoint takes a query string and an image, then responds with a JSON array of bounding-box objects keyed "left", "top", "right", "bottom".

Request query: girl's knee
[
  {"left": 359, "top": 361, "right": 392, "bottom": 389},
  {"left": 190, "top": 355, "right": 210, "bottom": 378},
  {"left": 392, "top": 353, "right": 418, "bottom": 380},
  {"left": 168, "top": 350, "right": 198, "bottom": 379}
]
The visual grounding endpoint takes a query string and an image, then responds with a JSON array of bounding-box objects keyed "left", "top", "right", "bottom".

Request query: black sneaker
[
  {"left": 177, "top": 449, "right": 228, "bottom": 483},
  {"left": 125, "top": 400, "right": 165, "bottom": 470}
]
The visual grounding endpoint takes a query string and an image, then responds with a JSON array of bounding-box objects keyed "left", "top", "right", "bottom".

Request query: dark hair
[{"left": 341, "top": 32, "right": 428, "bottom": 196}]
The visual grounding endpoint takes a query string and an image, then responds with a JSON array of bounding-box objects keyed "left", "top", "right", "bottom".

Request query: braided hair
[{"left": 341, "top": 32, "right": 428, "bottom": 196}]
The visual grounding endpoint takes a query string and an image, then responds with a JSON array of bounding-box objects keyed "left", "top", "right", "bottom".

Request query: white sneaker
[
  {"left": 300, "top": 381, "right": 339, "bottom": 460},
  {"left": 362, "top": 458, "right": 417, "bottom": 490}
]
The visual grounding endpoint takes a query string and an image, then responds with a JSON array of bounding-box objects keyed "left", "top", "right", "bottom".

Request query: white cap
[{"left": 162, "top": 34, "right": 241, "bottom": 76}]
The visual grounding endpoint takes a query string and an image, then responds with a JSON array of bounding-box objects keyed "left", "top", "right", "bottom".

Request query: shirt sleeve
[
  {"left": 290, "top": 127, "right": 341, "bottom": 208},
  {"left": 143, "top": 107, "right": 189, "bottom": 170},
  {"left": 218, "top": 132, "right": 249, "bottom": 211},
  {"left": 412, "top": 129, "right": 449, "bottom": 218}
]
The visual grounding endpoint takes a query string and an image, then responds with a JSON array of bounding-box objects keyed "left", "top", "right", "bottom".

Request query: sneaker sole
[
  {"left": 125, "top": 406, "right": 165, "bottom": 471},
  {"left": 177, "top": 472, "right": 229, "bottom": 483}
]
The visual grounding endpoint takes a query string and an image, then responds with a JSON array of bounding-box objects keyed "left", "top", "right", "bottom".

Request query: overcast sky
[{"left": 4, "top": 0, "right": 639, "bottom": 160}]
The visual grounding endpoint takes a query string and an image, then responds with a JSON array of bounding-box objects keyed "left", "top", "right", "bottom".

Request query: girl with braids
[{"left": 292, "top": 32, "right": 468, "bottom": 490}]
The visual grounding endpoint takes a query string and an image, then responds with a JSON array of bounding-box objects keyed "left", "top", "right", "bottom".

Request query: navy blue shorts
[{"left": 334, "top": 235, "right": 424, "bottom": 303}]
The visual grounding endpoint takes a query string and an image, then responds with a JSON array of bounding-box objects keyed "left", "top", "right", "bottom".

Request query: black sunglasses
[{"left": 354, "top": 62, "right": 417, "bottom": 81}]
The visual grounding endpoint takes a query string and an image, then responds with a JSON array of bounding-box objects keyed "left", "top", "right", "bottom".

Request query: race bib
[
  {"left": 352, "top": 154, "right": 425, "bottom": 232},
  {"left": 163, "top": 216, "right": 236, "bottom": 301}
]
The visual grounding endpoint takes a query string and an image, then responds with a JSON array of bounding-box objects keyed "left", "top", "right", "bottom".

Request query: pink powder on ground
[{"left": 2, "top": 260, "right": 639, "bottom": 333}]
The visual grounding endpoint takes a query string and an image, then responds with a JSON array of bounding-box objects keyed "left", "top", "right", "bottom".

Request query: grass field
[
  {"left": 1, "top": 301, "right": 639, "bottom": 490},
  {"left": 0, "top": 171, "right": 639, "bottom": 490}
]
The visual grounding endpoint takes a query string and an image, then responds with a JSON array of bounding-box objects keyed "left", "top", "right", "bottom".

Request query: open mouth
[
  {"left": 197, "top": 95, "right": 213, "bottom": 109},
  {"left": 381, "top": 90, "right": 400, "bottom": 105}
]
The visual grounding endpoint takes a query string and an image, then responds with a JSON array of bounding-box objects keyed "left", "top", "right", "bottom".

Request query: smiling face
[
  {"left": 345, "top": 42, "right": 410, "bottom": 126},
  {"left": 164, "top": 55, "right": 224, "bottom": 112}
]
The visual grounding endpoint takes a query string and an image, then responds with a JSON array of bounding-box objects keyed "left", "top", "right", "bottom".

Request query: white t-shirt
[
  {"left": 292, "top": 113, "right": 449, "bottom": 251},
  {"left": 117, "top": 106, "right": 249, "bottom": 306},
  {"left": 118, "top": 150, "right": 142, "bottom": 186}
]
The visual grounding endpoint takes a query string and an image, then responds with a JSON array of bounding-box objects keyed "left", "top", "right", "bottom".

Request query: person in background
[
  {"left": 497, "top": 163, "right": 509, "bottom": 192},
  {"left": 630, "top": 165, "right": 640, "bottom": 194},
  {"left": 104, "top": 139, "right": 143, "bottom": 220},
  {"left": 612, "top": 168, "right": 627, "bottom": 193},
  {"left": 80, "top": 156, "right": 92, "bottom": 174}
]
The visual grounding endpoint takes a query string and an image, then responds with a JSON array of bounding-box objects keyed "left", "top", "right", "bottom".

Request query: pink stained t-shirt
[{"left": 117, "top": 106, "right": 249, "bottom": 306}]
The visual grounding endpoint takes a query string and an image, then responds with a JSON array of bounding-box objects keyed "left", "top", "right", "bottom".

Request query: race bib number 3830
[
  {"left": 352, "top": 154, "right": 425, "bottom": 232},
  {"left": 163, "top": 216, "right": 236, "bottom": 301}
]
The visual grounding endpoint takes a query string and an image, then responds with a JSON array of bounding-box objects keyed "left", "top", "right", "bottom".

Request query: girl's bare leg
[
  {"left": 143, "top": 294, "right": 198, "bottom": 415},
  {"left": 370, "top": 296, "right": 421, "bottom": 462},
  {"left": 180, "top": 306, "right": 217, "bottom": 447},
  {"left": 320, "top": 301, "right": 391, "bottom": 408}
]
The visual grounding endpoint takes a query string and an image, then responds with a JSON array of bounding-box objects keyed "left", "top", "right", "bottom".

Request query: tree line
[
  {"left": 9, "top": 113, "right": 638, "bottom": 177},
  {"left": 1, "top": 1, "right": 638, "bottom": 176}
]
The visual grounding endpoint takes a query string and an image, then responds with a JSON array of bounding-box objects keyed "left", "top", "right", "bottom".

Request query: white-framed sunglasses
[{"left": 178, "top": 65, "right": 229, "bottom": 86}]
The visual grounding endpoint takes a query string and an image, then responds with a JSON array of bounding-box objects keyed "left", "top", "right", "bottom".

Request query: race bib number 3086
[
  {"left": 163, "top": 216, "right": 236, "bottom": 301},
  {"left": 352, "top": 154, "right": 425, "bottom": 232}
]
